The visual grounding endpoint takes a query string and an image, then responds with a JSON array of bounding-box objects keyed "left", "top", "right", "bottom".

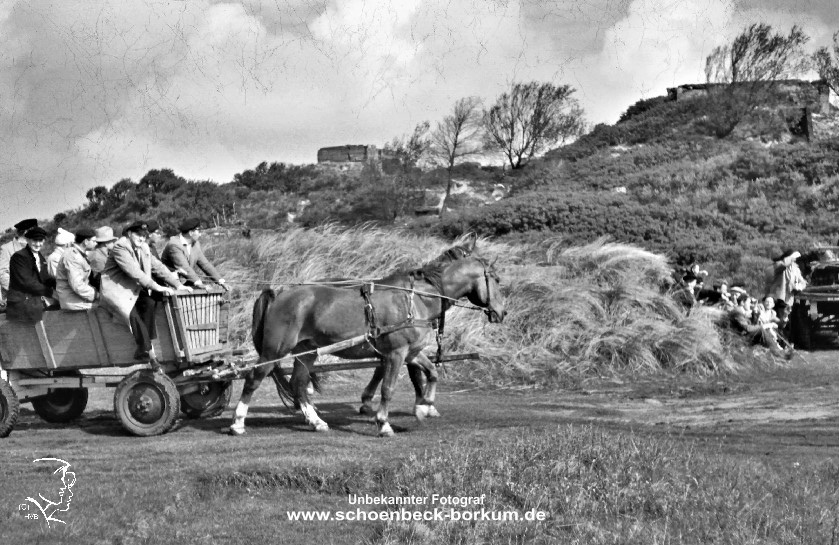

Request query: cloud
[{"left": 0, "top": 0, "right": 836, "bottom": 222}]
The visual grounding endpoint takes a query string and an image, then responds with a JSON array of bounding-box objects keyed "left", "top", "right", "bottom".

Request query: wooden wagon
[{"left": 0, "top": 288, "right": 235, "bottom": 437}]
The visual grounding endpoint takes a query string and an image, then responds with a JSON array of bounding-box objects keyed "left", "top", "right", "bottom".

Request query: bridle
[{"left": 477, "top": 258, "right": 503, "bottom": 323}]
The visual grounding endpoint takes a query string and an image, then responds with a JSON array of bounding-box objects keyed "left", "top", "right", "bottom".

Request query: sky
[{"left": 1, "top": 0, "right": 837, "bottom": 223}]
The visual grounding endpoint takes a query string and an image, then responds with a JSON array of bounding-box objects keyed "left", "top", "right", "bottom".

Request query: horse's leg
[
  {"left": 376, "top": 346, "right": 409, "bottom": 437},
  {"left": 359, "top": 365, "right": 385, "bottom": 416},
  {"left": 291, "top": 351, "right": 329, "bottom": 432},
  {"left": 407, "top": 352, "right": 440, "bottom": 421},
  {"left": 230, "top": 358, "right": 273, "bottom": 435}
]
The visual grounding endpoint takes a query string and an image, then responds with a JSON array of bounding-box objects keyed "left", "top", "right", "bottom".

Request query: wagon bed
[{"left": 0, "top": 288, "right": 234, "bottom": 437}]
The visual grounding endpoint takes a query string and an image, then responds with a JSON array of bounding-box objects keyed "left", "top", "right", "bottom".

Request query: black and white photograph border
[{"left": 1, "top": 1, "right": 839, "bottom": 543}]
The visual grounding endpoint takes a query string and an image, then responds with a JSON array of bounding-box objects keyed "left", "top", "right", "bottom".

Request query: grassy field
[{"left": 3, "top": 367, "right": 839, "bottom": 545}]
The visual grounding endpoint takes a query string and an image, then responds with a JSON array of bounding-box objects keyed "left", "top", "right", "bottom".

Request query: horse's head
[{"left": 443, "top": 256, "right": 506, "bottom": 323}]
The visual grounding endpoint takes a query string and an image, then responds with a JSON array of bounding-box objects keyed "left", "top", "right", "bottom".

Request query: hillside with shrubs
[{"left": 442, "top": 89, "right": 839, "bottom": 292}]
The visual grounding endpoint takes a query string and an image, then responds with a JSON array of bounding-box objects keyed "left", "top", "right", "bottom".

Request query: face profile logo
[{"left": 23, "top": 458, "right": 76, "bottom": 528}]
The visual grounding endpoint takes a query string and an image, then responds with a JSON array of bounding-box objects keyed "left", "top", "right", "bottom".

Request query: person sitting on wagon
[
  {"left": 0, "top": 218, "right": 38, "bottom": 309},
  {"left": 100, "top": 221, "right": 190, "bottom": 367},
  {"left": 87, "top": 226, "right": 118, "bottom": 289},
  {"left": 55, "top": 228, "right": 98, "bottom": 311},
  {"left": 47, "top": 228, "right": 75, "bottom": 278},
  {"left": 6, "top": 226, "right": 58, "bottom": 322},
  {"left": 161, "top": 217, "right": 228, "bottom": 291}
]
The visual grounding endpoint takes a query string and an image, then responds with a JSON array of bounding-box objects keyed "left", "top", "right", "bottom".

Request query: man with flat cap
[
  {"left": 6, "top": 226, "right": 57, "bottom": 322},
  {"left": 100, "top": 221, "right": 190, "bottom": 367},
  {"left": 55, "top": 228, "right": 98, "bottom": 311},
  {"left": 0, "top": 218, "right": 38, "bottom": 308},
  {"left": 161, "top": 217, "right": 228, "bottom": 291}
]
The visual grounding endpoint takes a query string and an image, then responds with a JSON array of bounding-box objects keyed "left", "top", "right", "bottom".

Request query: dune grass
[{"left": 204, "top": 225, "right": 741, "bottom": 385}]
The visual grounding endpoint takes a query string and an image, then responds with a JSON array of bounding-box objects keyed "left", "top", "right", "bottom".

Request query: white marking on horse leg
[
  {"left": 306, "top": 382, "right": 314, "bottom": 395},
  {"left": 301, "top": 402, "right": 329, "bottom": 432},
  {"left": 377, "top": 421, "right": 394, "bottom": 437},
  {"left": 229, "top": 401, "right": 248, "bottom": 435},
  {"left": 414, "top": 403, "right": 430, "bottom": 421},
  {"left": 426, "top": 405, "right": 441, "bottom": 418}
]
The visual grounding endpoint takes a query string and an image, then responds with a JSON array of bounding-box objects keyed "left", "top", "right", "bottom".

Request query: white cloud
[{"left": 0, "top": 0, "right": 836, "bottom": 222}]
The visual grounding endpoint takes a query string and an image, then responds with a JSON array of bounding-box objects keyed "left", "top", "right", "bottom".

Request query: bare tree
[
  {"left": 429, "top": 96, "right": 484, "bottom": 216},
  {"left": 703, "top": 24, "right": 810, "bottom": 137},
  {"left": 705, "top": 24, "right": 810, "bottom": 84},
  {"left": 484, "top": 82, "right": 585, "bottom": 169},
  {"left": 813, "top": 31, "right": 839, "bottom": 95}
]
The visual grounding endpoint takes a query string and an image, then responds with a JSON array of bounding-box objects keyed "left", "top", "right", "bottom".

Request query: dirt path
[{"left": 6, "top": 348, "right": 839, "bottom": 465}]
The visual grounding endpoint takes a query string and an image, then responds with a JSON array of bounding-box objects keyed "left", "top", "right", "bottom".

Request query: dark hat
[
  {"left": 179, "top": 217, "right": 201, "bottom": 233},
  {"left": 772, "top": 248, "right": 796, "bottom": 262},
  {"left": 126, "top": 220, "right": 149, "bottom": 234},
  {"left": 682, "top": 271, "right": 699, "bottom": 283},
  {"left": 14, "top": 218, "right": 38, "bottom": 232},
  {"left": 24, "top": 226, "right": 48, "bottom": 241},
  {"left": 75, "top": 228, "right": 96, "bottom": 243},
  {"left": 146, "top": 219, "right": 161, "bottom": 233}
]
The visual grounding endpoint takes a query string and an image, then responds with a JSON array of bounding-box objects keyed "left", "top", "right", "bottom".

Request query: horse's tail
[
  {"left": 251, "top": 288, "right": 277, "bottom": 356},
  {"left": 270, "top": 364, "right": 323, "bottom": 409}
]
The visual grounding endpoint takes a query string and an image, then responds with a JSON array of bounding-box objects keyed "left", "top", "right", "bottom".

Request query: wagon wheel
[
  {"left": 114, "top": 370, "right": 180, "bottom": 437},
  {"left": 0, "top": 379, "right": 20, "bottom": 438},
  {"left": 180, "top": 381, "right": 232, "bottom": 419},
  {"left": 32, "top": 388, "right": 88, "bottom": 423}
]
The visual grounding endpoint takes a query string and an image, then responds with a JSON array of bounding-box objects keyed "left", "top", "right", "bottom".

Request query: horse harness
[
  {"left": 359, "top": 262, "right": 497, "bottom": 365},
  {"left": 360, "top": 277, "right": 450, "bottom": 365}
]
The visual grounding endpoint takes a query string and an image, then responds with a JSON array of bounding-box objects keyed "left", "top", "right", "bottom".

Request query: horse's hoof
[
  {"left": 359, "top": 404, "right": 376, "bottom": 416},
  {"left": 414, "top": 404, "right": 430, "bottom": 421},
  {"left": 377, "top": 422, "right": 394, "bottom": 437},
  {"left": 427, "top": 405, "right": 441, "bottom": 418},
  {"left": 312, "top": 422, "right": 330, "bottom": 432},
  {"left": 228, "top": 426, "right": 246, "bottom": 436}
]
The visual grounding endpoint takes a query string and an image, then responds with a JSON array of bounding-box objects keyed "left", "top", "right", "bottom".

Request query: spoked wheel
[
  {"left": 180, "top": 381, "right": 232, "bottom": 419},
  {"left": 32, "top": 388, "right": 88, "bottom": 423},
  {"left": 0, "top": 379, "right": 20, "bottom": 438},
  {"left": 114, "top": 370, "right": 180, "bottom": 437}
]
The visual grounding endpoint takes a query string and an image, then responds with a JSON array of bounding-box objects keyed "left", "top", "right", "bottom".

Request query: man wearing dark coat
[
  {"left": 6, "top": 226, "right": 57, "bottom": 322},
  {"left": 0, "top": 218, "right": 38, "bottom": 308},
  {"left": 161, "top": 217, "right": 228, "bottom": 290}
]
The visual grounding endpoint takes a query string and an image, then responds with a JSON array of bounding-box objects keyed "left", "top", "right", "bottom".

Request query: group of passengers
[
  {"left": 673, "top": 249, "right": 807, "bottom": 359},
  {"left": 0, "top": 217, "right": 228, "bottom": 368}
]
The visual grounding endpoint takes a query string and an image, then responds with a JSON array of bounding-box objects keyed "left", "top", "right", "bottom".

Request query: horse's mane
[{"left": 378, "top": 241, "right": 474, "bottom": 290}]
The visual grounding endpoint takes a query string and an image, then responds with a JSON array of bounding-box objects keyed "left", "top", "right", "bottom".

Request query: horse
[
  {"left": 230, "top": 255, "right": 505, "bottom": 437},
  {"left": 270, "top": 235, "right": 479, "bottom": 421}
]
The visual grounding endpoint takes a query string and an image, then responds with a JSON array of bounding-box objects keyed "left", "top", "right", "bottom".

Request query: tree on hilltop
[
  {"left": 484, "top": 81, "right": 585, "bottom": 169},
  {"left": 429, "top": 96, "right": 484, "bottom": 216},
  {"left": 705, "top": 23, "right": 810, "bottom": 84},
  {"left": 703, "top": 24, "right": 810, "bottom": 137},
  {"left": 813, "top": 31, "right": 839, "bottom": 95}
]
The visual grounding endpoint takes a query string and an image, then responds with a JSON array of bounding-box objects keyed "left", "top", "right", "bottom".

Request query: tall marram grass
[{"left": 204, "top": 226, "right": 735, "bottom": 384}]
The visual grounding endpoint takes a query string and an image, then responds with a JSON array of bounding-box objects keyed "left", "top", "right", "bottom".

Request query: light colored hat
[
  {"left": 95, "top": 226, "right": 117, "bottom": 243},
  {"left": 55, "top": 227, "right": 74, "bottom": 246}
]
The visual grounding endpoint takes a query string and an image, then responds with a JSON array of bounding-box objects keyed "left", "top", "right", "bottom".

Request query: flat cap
[
  {"left": 126, "top": 220, "right": 149, "bottom": 234},
  {"left": 75, "top": 227, "right": 96, "bottom": 242},
  {"left": 145, "top": 219, "right": 160, "bottom": 233},
  {"left": 24, "top": 226, "right": 48, "bottom": 241},
  {"left": 179, "top": 217, "right": 201, "bottom": 233}
]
